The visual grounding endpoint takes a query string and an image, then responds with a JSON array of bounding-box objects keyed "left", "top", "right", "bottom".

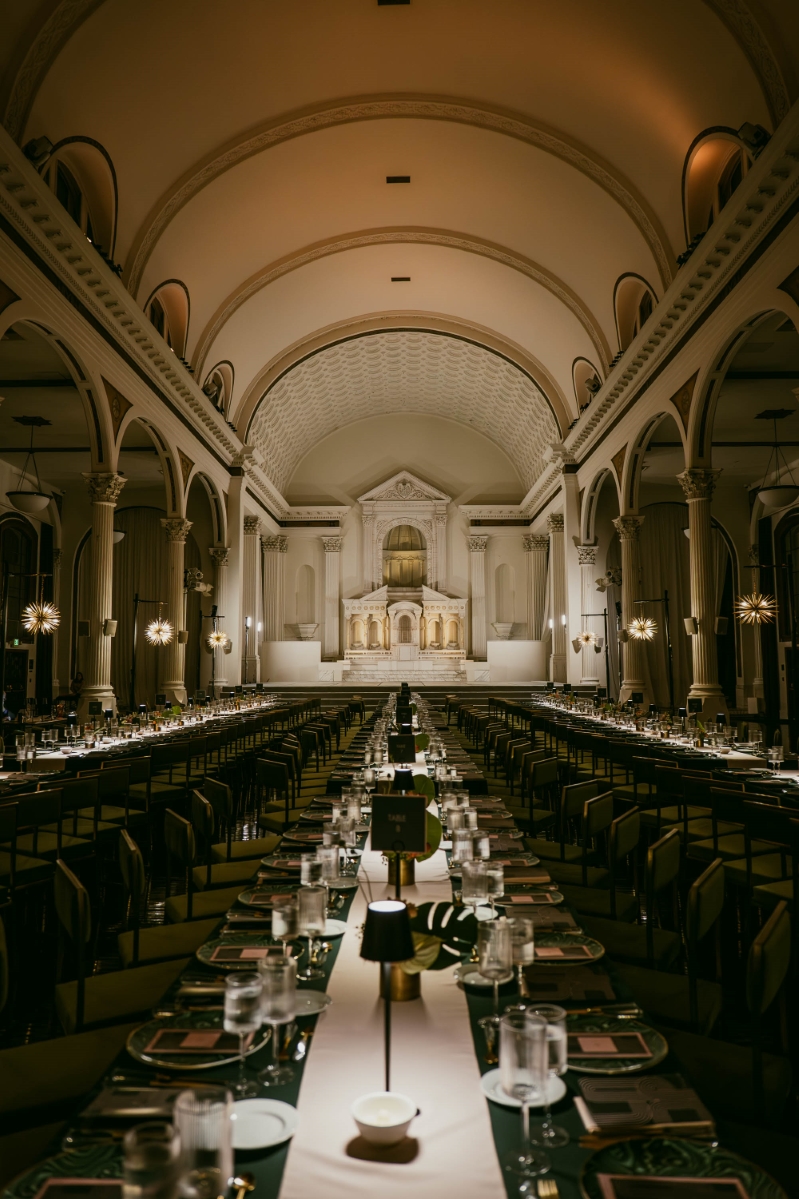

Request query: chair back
[
  {"left": 584, "top": 791, "right": 614, "bottom": 839},
  {"left": 54, "top": 859, "right": 92, "bottom": 1032},
  {"left": 119, "top": 829, "right": 146, "bottom": 965},
  {"left": 645, "top": 829, "right": 681, "bottom": 967},
  {"left": 686, "top": 857, "right": 725, "bottom": 946},
  {"left": 190, "top": 791, "right": 216, "bottom": 886},
  {"left": 164, "top": 808, "right": 196, "bottom": 918},
  {"left": 16, "top": 790, "right": 63, "bottom": 856},
  {"left": 610, "top": 805, "right": 640, "bottom": 865},
  {"left": 0, "top": 909, "right": 8, "bottom": 1016},
  {"left": 562, "top": 780, "right": 599, "bottom": 821},
  {"left": 746, "top": 899, "right": 791, "bottom": 1112},
  {"left": 0, "top": 802, "right": 19, "bottom": 891}
]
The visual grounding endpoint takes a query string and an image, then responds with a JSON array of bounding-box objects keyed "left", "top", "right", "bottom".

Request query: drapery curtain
[
  {"left": 637, "top": 503, "right": 692, "bottom": 708},
  {"left": 712, "top": 528, "right": 730, "bottom": 616},
  {"left": 605, "top": 536, "right": 621, "bottom": 701},
  {"left": 77, "top": 507, "right": 201, "bottom": 709}
]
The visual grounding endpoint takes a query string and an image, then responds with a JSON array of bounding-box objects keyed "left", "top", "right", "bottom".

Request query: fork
[{"left": 538, "top": 1178, "right": 561, "bottom": 1199}]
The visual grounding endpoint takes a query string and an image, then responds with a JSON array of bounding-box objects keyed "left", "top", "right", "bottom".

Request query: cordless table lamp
[{"left": 360, "top": 899, "right": 414, "bottom": 1092}]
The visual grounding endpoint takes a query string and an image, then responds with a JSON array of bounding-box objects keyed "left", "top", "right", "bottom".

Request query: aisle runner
[{"left": 279, "top": 843, "right": 505, "bottom": 1198}]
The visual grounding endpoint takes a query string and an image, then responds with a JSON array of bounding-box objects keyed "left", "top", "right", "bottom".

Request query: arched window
[
  {"left": 143, "top": 281, "right": 190, "bottom": 357},
  {"left": 614, "top": 275, "right": 657, "bottom": 352},
  {"left": 202, "top": 361, "right": 235, "bottom": 415},
  {"left": 398, "top": 614, "right": 413, "bottom": 643},
  {"left": 43, "top": 140, "right": 117, "bottom": 258},
  {"left": 572, "top": 358, "right": 602, "bottom": 412},
  {"left": 683, "top": 133, "right": 751, "bottom": 244},
  {"left": 383, "top": 524, "right": 427, "bottom": 587},
  {"left": 0, "top": 516, "right": 37, "bottom": 643}
]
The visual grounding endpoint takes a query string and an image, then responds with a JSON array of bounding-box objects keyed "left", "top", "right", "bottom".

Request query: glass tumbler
[
  {"left": 258, "top": 954, "right": 297, "bottom": 1086},
  {"left": 173, "top": 1087, "right": 233, "bottom": 1199},
  {"left": 123, "top": 1121, "right": 180, "bottom": 1199},
  {"left": 526, "top": 1004, "right": 569, "bottom": 1148},
  {"left": 297, "top": 883, "right": 327, "bottom": 980},
  {"left": 223, "top": 973, "right": 262, "bottom": 1098}
]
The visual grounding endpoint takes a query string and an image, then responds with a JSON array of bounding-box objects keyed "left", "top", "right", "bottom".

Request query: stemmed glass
[
  {"left": 462, "top": 860, "right": 488, "bottom": 920},
  {"left": 768, "top": 744, "right": 784, "bottom": 774},
  {"left": 486, "top": 864, "right": 505, "bottom": 916},
  {"left": 258, "top": 954, "right": 297, "bottom": 1086},
  {"left": 527, "top": 1004, "right": 569, "bottom": 1147},
  {"left": 363, "top": 767, "right": 376, "bottom": 803},
  {"left": 297, "top": 883, "right": 327, "bottom": 980},
  {"left": 223, "top": 972, "right": 263, "bottom": 1098},
  {"left": 499, "top": 1011, "right": 551, "bottom": 1180},
  {"left": 478, "top": 917, "right": 512, "bottom": 1019},
  {"left": 508, "top": 916, "right": 535, "bottom": 999}
]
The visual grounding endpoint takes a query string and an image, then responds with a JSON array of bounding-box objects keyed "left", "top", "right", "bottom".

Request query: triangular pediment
[
  {"left": 358, "top": 470, "right": 451, "bottom": 504},
  {"left": 358, "top": 585, "right": 388, "bottom": 602}
]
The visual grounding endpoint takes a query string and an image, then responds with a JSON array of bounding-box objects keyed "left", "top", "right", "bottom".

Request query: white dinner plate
[
  {"left": 480, "top": 1069, "right": 567, "bottom": 1110},
  {"left": 324, "top": 918, "right": 349, "bottom": 936},
  {"left": 231, "top": 1098, "right": 298, "bottom": 1149},
  {"left": 455, "top": 961, "right": 514, "bottom": 987},
  {"left": 295, "top": 989, "right": 333, "bottom": 1015},
  {"left": 475, "top": 906, "right": 495, "bottom": 922}
]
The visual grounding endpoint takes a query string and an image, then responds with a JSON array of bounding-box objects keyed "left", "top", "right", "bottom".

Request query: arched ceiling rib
[{"left": 248, "top": 330, "right": 560, "bottom": 496}]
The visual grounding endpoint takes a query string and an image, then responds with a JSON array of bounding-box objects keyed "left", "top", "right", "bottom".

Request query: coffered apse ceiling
[{"left": 3, "top": 0, "right": 798, "bottom": 499}]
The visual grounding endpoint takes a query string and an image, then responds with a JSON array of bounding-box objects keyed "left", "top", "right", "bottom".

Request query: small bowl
[{"left": 351, "top": 1091, "right": 417, "bottom": 1145}]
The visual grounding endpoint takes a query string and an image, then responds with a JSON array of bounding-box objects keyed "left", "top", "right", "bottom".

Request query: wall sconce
[
  {"left": 684, "top": 617, "right": 698, "bottom": 635},
  {"left": 103, "top": 619, "right": 118, "bottom": 637},
  {"left": 177, "top": 629, "right": 189, "bottom": 644}
]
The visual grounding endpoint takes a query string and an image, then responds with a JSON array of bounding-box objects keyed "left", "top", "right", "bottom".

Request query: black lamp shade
[
  {"left": 678, "top": 707, "right": 687, "bottom": 718},
  {"left": 391, "top": 769, "right": 415, "bottom": 793},
  {"left": 361, "top": 900, "right": 414, "bottom": 963}
]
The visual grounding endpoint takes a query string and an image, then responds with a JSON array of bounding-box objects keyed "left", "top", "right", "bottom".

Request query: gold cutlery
[
  {"left": 538, "top": 1177, "right": 560, "bottom": 1199},
  {"left": 232, "top": 1173, "right": 256, "bottom": 1199}
]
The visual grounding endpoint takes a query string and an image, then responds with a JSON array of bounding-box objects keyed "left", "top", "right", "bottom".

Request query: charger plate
[
  {"left": 127, "top": 1009, "right": 270, "bottom": 1071},
  {"left": 580, "top": 1138, "right": 786, "bottom": 1199},
  {"left": 567, "top": 1015, "right": 667, "bottom": 1075},
  {"left": 3, "top": 1147, "right": 122, "bottom": 1199}
]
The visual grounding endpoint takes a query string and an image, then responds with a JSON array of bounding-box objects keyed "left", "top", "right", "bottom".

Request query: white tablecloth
[{"left": 279, "top": 841, "right": 505, "bottom": 1198}]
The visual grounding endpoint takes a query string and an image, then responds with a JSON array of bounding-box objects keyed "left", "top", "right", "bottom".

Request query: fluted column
[
  {"left": 160, "top": 517, "right": 192, "bottom": 704},
  {"left": 547, "top": 514, "right": 566, "bottom": 681},
  {"left": 322, "top": 536, "right": 343, "bottom": 659},
  {"left": 362, "top": 513, "right": 374, "bottom": 592},
  {"left": 51, "top": 547, "right": 62, "bottom": 696},
  {"left": 523, "top": 534, "right": 548, "bottom": 639},
  {"left": 679, "top": 468, "right": 727, "bottom": 718},
  {"left": 469, "top": 535, "right": 488, "bottom": 660},
  {"left": 435, "top": 512, "right": 447, "bottom": 591},
  {"left": 80, "top": 472, "right": 125, "bottom": 717},
  {"left": 241, "top": 517, "right": 262, "bottom": 683},
  {"left": 261, "top": 535, "right": 287, "bottom": 643},
  {"left": 613, "top": 515, "right": 647, "bottom": 704},
  {"left": 749, "top": 545, "right": 764, "bottom": 699},
  {"left": 577, "top": 545, "right": 600, "bottom": 685},
  {"left": 209, "top": 547, "right": 230, "bottom": 695}
]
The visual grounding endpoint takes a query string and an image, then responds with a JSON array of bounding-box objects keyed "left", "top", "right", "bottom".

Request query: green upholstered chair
[
  {"left": 580, "top": 829, "right": 682, "bottom": 969},
  {"left": 0, "top": 801, "right": 52, "bottom": 894},
  {"left": 53, "top": 859, "right": 189, "bottom": 1034},
  {"left": 14, "top": 790, "right": 92, "bottom": 864},
  {"left": 38, "top": 775, "right": 119, "bottom": 843},
  {"left": 546, "top": 790, "right": 614, "bottom": 888},
  {"left": 524, "top": 780, "right": 601, "bottom": 863},
  {"left": 188, "top": 792, "right": 260, "bottom": 892},
  {"left": 560, "top": 805, "right": 641, "bottom": 923},
  {"left": 668, "top": 901, "right": 792, "bottom": 1124},
  {"left": 614, "top": 856, "right": 725, "bottom": 1033},
  {"left": 116, "top": 829, "right": 219, "bottom": 967},
  {"left": 203, "top": 777, "right": 279, "bottom": 862}
]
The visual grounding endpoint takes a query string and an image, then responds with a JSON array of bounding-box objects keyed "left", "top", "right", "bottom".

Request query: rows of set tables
[{"left": 3, "top": 723, "right": 788, "bottom": 1199}]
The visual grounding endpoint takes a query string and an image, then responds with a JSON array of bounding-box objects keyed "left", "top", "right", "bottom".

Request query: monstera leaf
[
  {"left": 414, "top": 732, "right": 430, "bottom": 752},
  {"left": 401, "top": 900, "right": 479, "bottom": 972},
  {"left": 412, "top": 774, "right": 435, "bottom": 802},
  {"left": 385, "top": 811, "right": 442, "bottom": 864}
]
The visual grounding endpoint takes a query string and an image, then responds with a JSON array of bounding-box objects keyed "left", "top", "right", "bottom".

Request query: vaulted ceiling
[{"left": 3, "top": 0, "right": 798, "bottom": 497}]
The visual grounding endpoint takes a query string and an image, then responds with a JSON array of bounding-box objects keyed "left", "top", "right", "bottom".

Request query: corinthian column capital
[
  {"left": 612, "top": 515, "right": 643, "bottom": 541},
  {"left": 523, "top": 534, "right": 549, "bottom": 551},
  {"left": 262, "top": 535, "right": 288, "bottom": 553},
  {"left": 322, "top": 536, "right": 344, "bottom": 553},
  {"left": 83, "top": 471, "right": 126, "bottom": 505},
  {"left": 546, "top": 513, "right": 564, "bottom": 534},
  {"left": 468, "top": 535, "right": 489, "bottom": 553},
  {"left": 209, "top": 546, "right": 230, "bottom": 567},
  {"left": 677, "top": 468, "right": 721, "bottom": 501},
  {"left": 577, "top": 544, "right": 597, "bottom": 565},
  {"left": 161, "top": 517, "right": 192, "bottom": 543},
  {"left": 243, "top": 515, "right": 262, "bottom": 536}
]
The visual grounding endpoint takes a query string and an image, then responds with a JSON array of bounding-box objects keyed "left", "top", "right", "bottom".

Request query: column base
[
  {"left": 76, "top": 686, "right": 117, "bottom": 721},
  {"left": 618, "top": 680, "right": 649, "bottom": 706},
  {"left": 549, "top": 652, "right": 567, "bottom": 683},
  {"left": 686, "top": 684, "right": 728, "bottom": 721},
  {"left": 163, "top": 683, "right": 188, "bottom": 706}
]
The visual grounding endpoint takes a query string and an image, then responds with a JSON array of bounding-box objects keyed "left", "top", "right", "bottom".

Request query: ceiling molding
[
  {"left": 192, "top": 225, "right": 612, "bottom": 379},
  {"left": 701, "top": 0, "right": 792, "bottom": 124},
  {"left": 2, "top": 0, "right": 107, "bottom": 142},
  {"left": 125, "top": 94, "right": 677, "bottom": 295},
  {"left": 234, "top": 309, "right": 573, "bottom": 439}
]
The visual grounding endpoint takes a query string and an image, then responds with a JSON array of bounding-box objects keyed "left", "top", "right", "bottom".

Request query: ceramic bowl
[{"left": 351, "top": 1091, "right": 417, "bottom": 1145}]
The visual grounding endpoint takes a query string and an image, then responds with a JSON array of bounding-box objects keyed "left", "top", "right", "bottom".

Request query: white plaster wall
[{"left": 485, "top": 527, "right": 528, "bottom": 639}]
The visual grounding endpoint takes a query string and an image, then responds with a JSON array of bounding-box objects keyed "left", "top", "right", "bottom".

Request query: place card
[
  {"left": 568, "top": 1032, "right": 652, "bottom": 1059},
  {"left": 143, "top": 1028, "right": 254, "bottom": 1055},
  {"left": 596, "top": 1177, "right": 749, "bottom": 1199},
  {"left": 506, "top": 892, "right": 560, "bottom": 905},
  {"left": 536, "top": 944, "right": 595, "bottom": 960},
  {"left": 209, "top": 944, "right": 279, "bottom": 962}
]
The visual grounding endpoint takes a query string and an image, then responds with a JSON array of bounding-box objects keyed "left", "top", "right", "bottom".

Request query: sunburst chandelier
[
  {"left": 21, "top": 600, "right": 60, "bottom": 635},
  {"left": 577, "top": 630, "right": 596, "bottom": 647},
  {"left": 629, "top": 616, "right": 657, "bottom": 641},
  {"left": 207, "top": 629, "right": 230, "bottom": 650},
  {"left": 145, "top": 616, "right": 174, "bottom": 645},
  {"left": 734, "top": 592, "right": 777, "bottom": 625}
]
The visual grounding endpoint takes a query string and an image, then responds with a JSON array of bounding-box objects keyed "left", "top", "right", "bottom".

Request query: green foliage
[
  {"left": 414, "top": 732, "right": 430, "bottom": 752},
  {"left": 402, "top": 899, "right": 478, "bottom": 972}
]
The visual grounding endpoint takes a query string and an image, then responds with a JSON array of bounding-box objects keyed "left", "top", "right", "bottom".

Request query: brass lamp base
[
  {"left": 380, "top": 963, "right": 421, "bottom": 1001},
  {"left": 387, "top": 857, "right": 415, "bottom": 886}
]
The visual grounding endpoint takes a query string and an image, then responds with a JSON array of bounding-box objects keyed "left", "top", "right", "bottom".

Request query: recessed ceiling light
[
  {"left": 391, "top": 277, "right": 411, "bottom": 282},
  {"left": 386, "top": 176, "right": 410, "bottom": 183}
]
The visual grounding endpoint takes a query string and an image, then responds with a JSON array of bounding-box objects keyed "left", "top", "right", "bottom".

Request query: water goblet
[
  {"left": 223, "top": 973, "right": 262, "bottom": 1098},
  {"left": 271, "top": 895, "right": 299, "bottom": 953},
  {"left": 297, "top": 883, "right": 327, "bottom": 980},
  {"left": 258, "top": 954, "right": 297, "bottom": 1086},
  {"left": 462, "top": 859, "right": 488, "bottom": 920},
  {"left": 499, "top": 1011, "right": 551, "bottom": 1180},
  {"left": 486, "top": 864, "right": 505, "bottom": 916},
  {"left": 508, "top": 916, "right": 535, "bottom": 999},
  {"left": 477, "top": 916, "right": 512, "bottom": 1019},
  {"left": 526, "top": 1004, "right": 569, "bottom": 1147}
]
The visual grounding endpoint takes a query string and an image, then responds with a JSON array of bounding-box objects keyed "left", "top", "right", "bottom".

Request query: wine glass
[
  {"left": 223, "top": 972, "right": 262, "bottom": 1098},
  {"left": 526, "top": 1004, "right": 569, "bottom": 1147},
  {"left": 478, "top": 917, "right": 512, "bottom": 1019},
  {"left": 508, "top": 916, "right": 535, "bottom": 999},
  {"left": 486, "top": 864, "right": 505, "bottom": 916},
  {"left": 297, "top": 883, "right": 327, "bottom": 980},
  {"left": 462, "top": 859, "right": 488, "bottom": 920},
  {"left": 258, "top": 954, "right": 297, "bottom": 1086},
  {"left": 768, "top": 744, "right": 784, "bottom": 774},
  {"left": 271, "top": 895, "right": 299, "bottom": 954},
  {"left": 499, "top": 1011, "right": 551, "bottom": 1180}
]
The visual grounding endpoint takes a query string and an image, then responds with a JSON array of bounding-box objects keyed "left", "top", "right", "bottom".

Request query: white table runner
[{"left": 279, "top": 842, "right": 505, "bottom": 1198}]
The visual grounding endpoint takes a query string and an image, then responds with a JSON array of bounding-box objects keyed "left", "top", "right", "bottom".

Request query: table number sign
[
  {"left": 371, "top": 794, "right": 428, "bottom": 854},
  {"left": 388, "top": 733, "right": 416, "bottom": 763}
]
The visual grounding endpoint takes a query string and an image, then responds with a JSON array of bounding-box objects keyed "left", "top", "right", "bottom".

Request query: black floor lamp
[
  {"left": 360, "top": 899, "right": 415, "bottom": 1092},
  {"left": 580, "top": 608, "right": 610, "bottom": 697},
  {"left": 129, "top": 593, "right": 171, "bottom": 711},
  {"left": 629, "top": 590, "right": 674, "bottom": 712}
]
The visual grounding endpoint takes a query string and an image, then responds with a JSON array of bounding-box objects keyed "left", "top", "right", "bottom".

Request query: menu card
[
  {"left": 536, "top": 943, "right": 595, "bottom": 960},
  {"left": 568, "top": 1031, "right": 652, "bottom": 1059},
  {"left": 143, "top": 1028, "right": 253, "bottom": 1055},
  {"left": 596, "top": 1178, "right": 748, "bottom": 1199},
  {"left": 576, "top": 1074, "right": 715, "bottom": 1138}
]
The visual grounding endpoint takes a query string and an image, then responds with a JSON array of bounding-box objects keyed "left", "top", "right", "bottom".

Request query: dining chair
[
  {"left": 203, "top": 777, "right": 279, "bottom": 862},
  {"left": 560, "top": 805, "right": 641, "bottom": 923},
  {"left": 524, "top": 779, "right": 601, "bottom": 862}
]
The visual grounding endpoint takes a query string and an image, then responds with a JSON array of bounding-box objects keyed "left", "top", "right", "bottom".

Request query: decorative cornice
[
  {"left": 547, "top": 513, "right": 564, "bottom": 534},
  {"left": 523, "top": 534, "right": 549, "bottom": 551},
  {"left": 262, "top": 535, "right": 288, "bottom": 553},
  {"left": 126, "top": 95, "right": 674, "bottom": 295},
  {"left": 322, "top": 536, "right": 344, "bottom": 553},
  {"left": 192, "top": 226, "right": 610, "bottom": 375},
  {"left": 612, "top": 515, "right": 643, "bottom": 541},
  {"left": 243, "top": 515, "right": 262, "bottom": 535},
  {"left": 83, "top": 470, "right": 125, "bottom": 504},
  {"left": 577, "top": 545, "right": 598, "bottom": 565},
  {"left": 677, "top": 467, "right": 721, "bottom": 501},
  {"left": 701, "top": 0, "right": 790, "bottom": 124},
  {"left": 468, "top": 535, "right": 489, "bottom": 552},
  {"left": 161, "top": 516, "right": 192, "bottom": 543}
]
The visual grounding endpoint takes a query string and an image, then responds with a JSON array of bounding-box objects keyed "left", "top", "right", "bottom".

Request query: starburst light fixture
[
  {"left": 145, "top": 617, "right": 174, "bottom": 645},
  {"left": 577, "top": 630, "right": 596, "bottom": 647},
  {"left": 734, "top": 592, "right": 777, "bottom": 625},
  {"left": 629, "top": 616, "right": 657, "bottom": 641},
  {"left": 21, "top": 600, "right": 60, "bottom": 635},
  {"left": 207, "top": 629, "right": 230, "bottom": 650}
]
